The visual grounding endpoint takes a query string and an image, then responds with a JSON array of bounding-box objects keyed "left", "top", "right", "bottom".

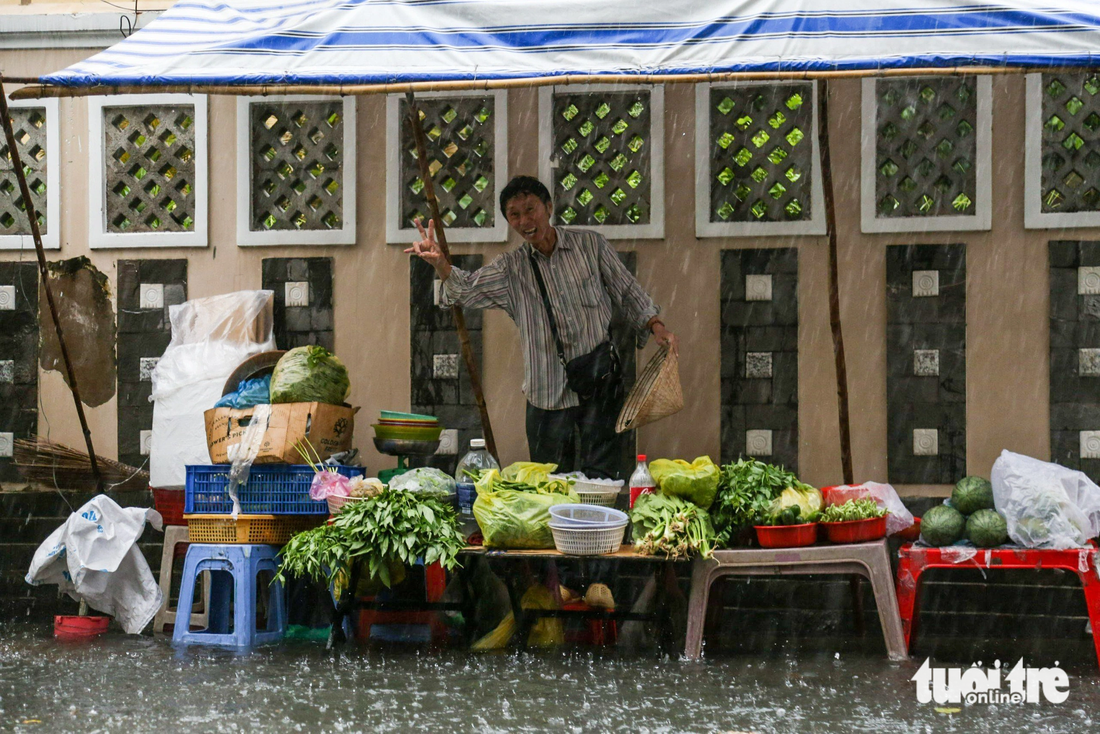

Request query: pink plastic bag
[
  {"left": 823, "top": 482, "right": 914, "bottom": 536},
  {"left": 309, "top": 471, "right": 350, "bottom": 501}
]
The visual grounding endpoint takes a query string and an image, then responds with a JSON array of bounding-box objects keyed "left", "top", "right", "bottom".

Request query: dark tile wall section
[
  {"left": 116, "top": 260, "right": 186, "bottom": 469},
  {"left": 886, "top": 245, "right": 966, "bottom": 484},
  {"left": 719, "top": 248, "right": 799, "bottom": 471},
  {"left": 1049, "top": 241, "right": 1100, "bottom": 477},
  {"left": 410, "top": 255, "right": 483, "bottom": 476},
  {"left": 0, "top": 263, "right": 38, "bottom": 482},
  {"left": 262, "top": 258, "right": 334, "bottom": 351},
  {"left": 609, "top": 251, "right": 639, "bottom": 477}
]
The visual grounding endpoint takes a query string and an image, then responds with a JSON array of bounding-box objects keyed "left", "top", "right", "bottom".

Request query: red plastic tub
[
  {"left": 895, "top": 517, "right": 922, "bottom": 542},
  {"left": 821, "top": 516, "right": 887, "bottom": 544},
  {"left": 754, "top": 523, "right": 818, "bottom": 548},
  {"left": 54, "top": 615, "right": 109, "bottom": 641},
  {"left": 152, "top": 488, "right": 186, "bottom": 526}
]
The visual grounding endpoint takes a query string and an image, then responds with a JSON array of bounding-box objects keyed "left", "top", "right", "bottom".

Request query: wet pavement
[{"left": 0, "top": 624, "right": 1097, "bottom": 732}]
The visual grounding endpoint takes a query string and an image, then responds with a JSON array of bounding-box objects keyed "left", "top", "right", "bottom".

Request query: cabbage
[
  {"left": 269, "top": 346, "right": 350, "bottom": 405},
  {"left": 767, "top": 486, "right": 823, "bottom": 520}
]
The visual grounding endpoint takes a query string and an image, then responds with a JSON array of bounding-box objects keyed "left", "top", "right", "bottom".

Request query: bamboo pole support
[
  {"left": 817, "top": 80, "right": 854, "bottom": 486},
  {"left": 404, "top": 91, "right": 499, "bottom": 463},
  {"left": 0, "top": 79, "right": 102, "bottom": 488}
]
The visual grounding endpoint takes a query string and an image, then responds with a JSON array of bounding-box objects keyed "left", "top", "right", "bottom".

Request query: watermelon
[
  {"left": 965, "top": 509, "right": 1008, "bottom": 548},
  {"left": 920, "top": 505, "right": 966, "bottom": 546},
  {"left": 951, "top": 476, "right": 994, "bottom": 516}
]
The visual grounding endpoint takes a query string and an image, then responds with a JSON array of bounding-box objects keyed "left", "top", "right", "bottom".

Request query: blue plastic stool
[{"left": 172, "top": 544, "right": 286, "bottom": 648}]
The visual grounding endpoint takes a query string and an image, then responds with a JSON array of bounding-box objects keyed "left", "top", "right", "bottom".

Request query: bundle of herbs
[
  {"left": 630, "top": 493, "right": 715, "bottom": 559},
  {"left": 276, "top": 487, "right": 466, "bottom": 588},
  {"left": 711, "top": 458, "right": 816, "bottom": 546},
  {"left": 820, "top": 499, "right": 889, "bottom": 522}
]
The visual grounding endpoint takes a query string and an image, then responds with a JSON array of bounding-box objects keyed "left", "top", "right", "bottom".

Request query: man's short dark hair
[{"left": 499, "top": 175, "right": 552, "bottom": 216}]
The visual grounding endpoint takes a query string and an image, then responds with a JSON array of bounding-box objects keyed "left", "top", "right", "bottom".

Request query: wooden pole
[
  {"left": 0, "top": 79, "right": 102, "bottom": 488},
  {"left": 404, "top": 91, "right": 499, "bottom": 463},
  {"left": 817, "top": 79, "right": 854, "bottom": 486}
]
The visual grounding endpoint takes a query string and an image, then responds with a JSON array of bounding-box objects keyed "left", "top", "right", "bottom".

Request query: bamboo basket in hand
[{"left": 615, "top": 347, "right": 683, "bottom": 433}]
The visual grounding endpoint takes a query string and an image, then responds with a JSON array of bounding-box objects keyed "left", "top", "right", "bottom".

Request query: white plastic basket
[
  {"left": 327, "top": 495, "right": 367, "bottom": 515},
  {"left": 549, "top": 521, "right": 628, "bottom": 556},
  {"left": 549, "top": 504, "right": 629, "bottom": 526},
  {"left": 574, "top": 486, "right": 620, "bottom": 507}
]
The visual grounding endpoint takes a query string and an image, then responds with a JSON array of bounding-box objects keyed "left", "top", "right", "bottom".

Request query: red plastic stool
[
  {"left": 896, "top": 544, "right": 1100, "bottom": 668},
  {"left": 357, "top": 562, "right": 447, "bottom": 642}
]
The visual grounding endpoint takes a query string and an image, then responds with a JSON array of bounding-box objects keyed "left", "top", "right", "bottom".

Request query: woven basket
[{"left": 616, "top": 347, "right": 683, "bottom": 433}]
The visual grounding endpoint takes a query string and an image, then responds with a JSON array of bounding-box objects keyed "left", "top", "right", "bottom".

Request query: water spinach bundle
[{"left": 630, "top": 493, "right": 715, "bottom": 559}]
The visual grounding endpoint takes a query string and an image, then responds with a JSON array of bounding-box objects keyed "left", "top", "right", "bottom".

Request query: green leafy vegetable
[
  {"left": 820, "top": 499, "right": 888, "bottom": 522},
  {"left": 269, "top": 345, "right": 350, "bottom": 405},
  {"left": 710, "top": 458, "right": 809, "bottom": 546},
  {"left": 472, "top": 486, "right": 579, "bottom": 549},
  {"left": 630, "top": 493, "right": 715, "bottom": 558}
]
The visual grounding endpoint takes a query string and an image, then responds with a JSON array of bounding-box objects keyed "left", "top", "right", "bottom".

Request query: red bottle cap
[{"left": 637, "top": 454, "right": 647, "bottom": 462}]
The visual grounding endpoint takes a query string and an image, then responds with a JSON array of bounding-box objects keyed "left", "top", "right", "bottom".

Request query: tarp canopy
[{"left": 30, "top": 0, "right": 1100, "bottom": 90}]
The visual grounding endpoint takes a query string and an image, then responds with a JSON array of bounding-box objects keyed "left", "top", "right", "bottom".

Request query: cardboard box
[{"left": 204, "top": 402, "right": 357, "bottom": 464}]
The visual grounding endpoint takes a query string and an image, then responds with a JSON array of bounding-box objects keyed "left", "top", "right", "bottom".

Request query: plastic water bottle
[
  {"left": 628, "top": 454, "right": 656, "bottom": 508},
  {"left": 455, "top": 439, "right": 499, "bottom": 521}
]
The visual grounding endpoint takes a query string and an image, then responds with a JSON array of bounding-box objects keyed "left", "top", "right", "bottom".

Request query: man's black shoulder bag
[{"left": 528, "top": 250, "right": 621, "bottom": 403}]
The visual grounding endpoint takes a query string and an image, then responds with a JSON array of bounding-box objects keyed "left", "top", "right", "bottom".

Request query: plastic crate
[
  {"left": 152, "top": 488, "right": 186, "bottom": 526},
  {"left": 184, "top": 514, "right": 324, "bottom": 544},
  {"left": 185, "top": 464, "right": 365, "bottom": 515}
]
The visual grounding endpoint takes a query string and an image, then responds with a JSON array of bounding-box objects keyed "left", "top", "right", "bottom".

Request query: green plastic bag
[
  {"left": 500, "top": 462, "right": 557, "bottom": 485},
  {"left": 269, "top": 346, "right": 350, "bottom": 405},
  {"left": 649, "top": 456, "right": 720, "bottom": 510},
  {"left": 473, "top": 488, "right": 579, "bottom": 549}
]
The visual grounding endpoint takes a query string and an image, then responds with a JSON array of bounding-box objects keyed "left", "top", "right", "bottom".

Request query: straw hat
[{"left": 616, "top": 347, "right": 683, "bottom": 433}]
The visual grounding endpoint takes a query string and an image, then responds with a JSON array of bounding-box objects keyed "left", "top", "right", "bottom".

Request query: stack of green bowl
[{"left": 372, "top": 410, "right": 444, "bottom": 442}]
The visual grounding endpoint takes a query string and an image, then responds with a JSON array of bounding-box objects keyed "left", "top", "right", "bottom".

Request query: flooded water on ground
[{"left": 0, "top": 625, "right": 1097, "bottom": 732}]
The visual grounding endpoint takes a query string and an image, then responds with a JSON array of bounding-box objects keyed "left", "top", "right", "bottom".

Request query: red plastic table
[{"left": 896, "top": 544, "right": 1100, "bottom": 668}]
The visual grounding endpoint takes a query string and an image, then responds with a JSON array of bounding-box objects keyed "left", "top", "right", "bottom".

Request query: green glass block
[
  {"left": 767, "top": 147, "right": 788, "bottom": 165},
  {"left": 734, "top": 147, "right": 753, "bottom": 167},
  {"left": 559, "top": 206, "right": 577, "bottom": 224},
  {"left": 458, "top": 193, "right": 474, "bottom": 209},
  {"left": 935, "top": 138, "right": 955, "bottom": 158},
  {"left": 735, "top": 115, "right": 753, "bottom": 131},
  {"left": 609, "top": 153, "right": 628, "bottom": 171},
  {"left": 324, "top": 179, "right": 340, "bottom": 196},
  {"left": 717, "top": 132, "right": 736, "bottom": 150},
  {"left": 457, "top": 124, "right": 474, "bottom": 141},
  {"left": 292, "top": 179, "right": 307, "bottom": 195},
  {"left": 784, "top": 199, "right": 803, "bottom": 218},
  {"left": 768, "top": 111, "right": 786, "bottom": 129},
  {"left": 276, "top": 162, "right": 293, "bottom": 179},
  {"left": 879, "top": 194, "right": 899, "bottom": 214},
  {"left": 1047, "top": 78, "right": 1067, "bottom": 98},
  {"left": 785, "top": 93, "right": 803, "bottom": 110},
  {"left": 951, "top": 158, "right": 971, "bottom": 175},
  {"left": 751, "top": 94, "right": 767, "bottom": 110},
  {"left": 275, "top": 196, "right": 290, "bottom": 212},
  {"left": 577, "top": 154, "right": 596, "bottom": 172},
  {"left": 326, "top": 111, "right": 341, "bottom": 128},
  {"left": 716, "top": 97, "right": 736, "bottom": 115},
  {"left": 611, "top": 119, "right": 629, "bottom": 135},
  {"left": 112, "top": 182, "right": 131, "bottom": 198},
  {"left": 145, "top": 182, "right": 161, "bottom": 197},
  {"left": 881, "top": 122, "right": 899, "bottom": 141},
  {"left": 916, "top": 121, "right": 936, "bottom": 139},
  {"left": 260, "top": 145, "right": 277, "bottom": 162},
  {"left": 785, "top": 165, "right": 802, "bottom": 183},
  {"left": 628, "top": 101, "right": 646, "bottom": 118},
  {"left": 1085, "top": 113, "right": 1100, "bottom": 132},
  {"left": 147, "top": 148, "right": 162, "bottom": 163},
  {"left": 473, "top": 209, "right": 489, "bottom": 226},
  {"left": 114, "top": 214, "right": 132, "bottom": 230},
  {"left": 624, "top": 204, "right": 643, "bottom": 223},
  {"left": 1067, "top": 96, "right": 1085, "bottom": 115},
  {"left": 785, "top": 127, "right": 804, "bottom": 146},
  {"left": 473, "top": 139, "right": 491, "bottom": 157},
  {"left": 441, "top": 176, "right": 457, "bottom": 192},
  {"left": 441, "top": 107, "right": 458, "bottom": 123},
  {"left": 882, "top": 88, "right": 900, "bottom": 106},
  {"left": 178, "top": 181, "right": 193, "bottom": 197},
  {"left": 594, "top": 102, "right": 611, "bottom": 120},
  {"left": 920, "top": 86, "right": 937, "bottom": 104},
  {"left": 933, "top": 175, "right": 952, "bottom": 193},
  {"left": 427, "top": 125, "right": 442, "bottom": 142},
  {"left": 938, "top": 104, "right": 956, "bottom": 120},
  {"left": 309, "top": 161, "right": 326, "bottom": 178},
  {"left": 0, "top": 212, "right": 12, "bottom": 228},
  {"left": 287, "top": 211, "right": 304, "bottom": 228},
  {"left": 561, "top": 137, "right": 578, "bottom": 155},
  {"left": 900, "top": 105, "right": 917, "bottom": 121},
  {"left": 262, "top": 213, "right": 277, "bottom": 230},
  {"left": 578, "top": 120, "right": 595, "bottom": 137},
  {"left": 0, "top": 180, "right": 12, "bottom": 196},
  {"left": 899, "top": 176, "right": 917, "bottom": 192},
  {"left": 132, "top": 166, "right": 148, "bottom": 181},
  {"left": 593, "top": 171, "right": 610, "bottom": 189},
  {"left": 751, "top": 130, "right": 770, "bottom": 148},
  {"left": 1083, "top": 188, "right": 1100, "bottom": 208},
  {"left": 1086, "top": 150, "right": 1100, "bottom": 168},
  {"left": 324, "top": 143, "right": 339, "bottom": 161},
  {"left": 308, "top": 128, "right": 324, "bottom": 145},
  {"left": 918, "top": 195, "right": 935, "bottom": 214},
  {"left": 475, "top": 106, "right": 492, "bottom": 124},
  {"left": 322, "top": 211, "right": 341, "bottom": 228},
  {"left": 1045, "top": 188, "right": 1065, "bottom": 208},
  {"left": 917, "top": 158, "right": 935, "bottom": 177},
  {"left": 261, "top": 179, "right": 277, "bottom": 197},
  {"left": 592, "top": 205, "right": 609, "bottom": 223},
  {"left": 145, "top": 215, "right": 161, "bottom": 230},
  {"left": 750, "top": 166, "right": 768, "bottom": 183},
  {"left": 610, "top": 188, "right": 627, "bottom": 206},
  {"left": 957, "top": 84, "right": 973, "bottom": 104},
  {"left": 129, "top": 132, "right": 147, "bottom": 147},
  {"left": 716, "top": 167, "right": 735, "bottom": 186},
  {"left": 879, "top": 159, "right": 899, "bottom": 177},
  {"left": 1064, "top": 170, "right": 1085, "bottom": 189},
  {"left": 768, "top": 182, "right": 786, "bottom": 199},
  {"left": 561, "top": 104, "right": 579, "bottom": 121},
  {"left": 715, "top": 201, "right": 735, "bottom": 220},
  {"left": 594, "top": 136, "right": 611, "bottom": 154},
  {"left": 1044, "top": 152, "right": 1066, "bottom": 170},
  {"left": 473, "top": 175, "right": 490, "bottom": 192},
  {"left": 440, "top": 210, "right": 456, "bottom": 226},
  {"left": 733, "top": 184, "right": 752, "bottom": 202},
  {"left": 576, "top": 188, "right": 594, "bottom": 207},
  {"left": 308, "top": 195, "right": 325, "bottom": 212},
  {"left": 1064, "top": 132, "right": 1086, "bottom": 151},
  {"left": 628, "top": 135, "right": 645, "bottom": 153},
  {"left": 161, "top": 131, "right": 177, "bottom": 146},
  {"left": 626, "top": 170, "right": 643, "bottom": 188},
  {"left": 750, "top": 200, "right": 768, "bottom": 219},
  {"left": 956, "top": 119, "right": 973, "bottom": 137}
]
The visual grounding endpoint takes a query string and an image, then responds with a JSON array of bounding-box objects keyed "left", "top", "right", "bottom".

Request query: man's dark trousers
[{"left": 525, "top": 384, "right": 625, "bottom": 480}]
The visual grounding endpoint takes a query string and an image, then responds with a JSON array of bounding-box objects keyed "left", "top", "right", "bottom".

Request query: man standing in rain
[{"left": 407, "top": 175, "right": 677, "bottom": 479}]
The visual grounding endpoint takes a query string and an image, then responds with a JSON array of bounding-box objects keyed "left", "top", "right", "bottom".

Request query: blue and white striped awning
[{"left": 37, "top": 0, "right": 1100, "bottom": 88}]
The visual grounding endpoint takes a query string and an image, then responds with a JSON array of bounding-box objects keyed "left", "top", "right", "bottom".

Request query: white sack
[
  {"left": 991, "top": 450, "right": 1100, "bottom": 549},
  {"left": 26, "top": 495, "right": 164, "bottom": 634}
]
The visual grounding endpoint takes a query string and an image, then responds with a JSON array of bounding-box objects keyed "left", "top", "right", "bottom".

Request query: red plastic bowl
[
  {"left": 821, "top": 516, "right": 887, "bottom": 544},
  {"left": 895, "top": 517, "right": 921, "bottom": 542},
  {"left": 754, "top": 523, "right": 818, "bottom": 548},
  {"left": 54, "top": 615, "right": 109, "bottom": 641}
]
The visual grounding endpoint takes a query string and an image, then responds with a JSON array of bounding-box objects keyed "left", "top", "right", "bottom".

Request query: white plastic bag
[
  {"left": 824, "top": 482, "right": 915, "bottom": 536},
  {"left": 26, "top": 495, "right": 163, "bottom": 634},
  {"left": 991, "top": 450, "right": 1100, "bottom": 549},
  {"left": 149, "top": 291, "right": 275, "bottom": 488},
  {"left": 389, "top": 467, "right": 456, "bottom": 497}
]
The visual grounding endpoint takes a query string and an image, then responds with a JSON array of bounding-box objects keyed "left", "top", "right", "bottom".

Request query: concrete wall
[{"left": 1, "top": 43, "right": 1093, "bottom": 491}]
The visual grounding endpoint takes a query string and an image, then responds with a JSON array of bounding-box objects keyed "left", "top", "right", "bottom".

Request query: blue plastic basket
[{"left": 185, "top": 464, "right": 365, "bottom": 515}]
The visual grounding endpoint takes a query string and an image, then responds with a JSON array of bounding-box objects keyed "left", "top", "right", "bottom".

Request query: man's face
[{"left": 504, "top": 193, "right": 553, "bottom": 244}]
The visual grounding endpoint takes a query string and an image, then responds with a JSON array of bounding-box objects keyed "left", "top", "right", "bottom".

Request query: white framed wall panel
[
  {"left": 236, "top": 95, "right": 356, "bottom": 246},
  {"left": 538, "top": 84, "right": 665, "bottom": 240},
  {"left": 0, "top": 96, "right": 59, "bottom": 250},
  {"left": 694, "top": 81, "right": 826, "bottom": 238},
  {"left": 88, "top": 93, "right": 208, "bottom": 248},
  {"left": 386, "top": 90, "right": 509, "bottom": 244},
  {"left": 860, "top": 77, "right": 992, "bottom": 233}
]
